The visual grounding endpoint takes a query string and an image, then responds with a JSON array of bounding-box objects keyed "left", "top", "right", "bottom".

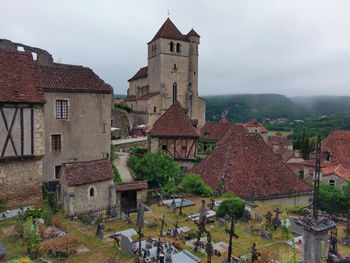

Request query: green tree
[
  {"left": 216, "top": 198, "right": 245, "bottom": 219},
  {"left": 129, "top": 150, "right": 181, "bottom": 187},
  {"left": 182, "top": 173, "right": 213, "bottom": 197},
  {"left": 340, "top": 182, "right": 350, "bottom": 211},
  {"left": 319, "top": 184, "right": 342, "bottom": 214}
]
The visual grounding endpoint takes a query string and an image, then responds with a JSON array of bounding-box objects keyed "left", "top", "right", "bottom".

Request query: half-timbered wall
[
  {"left": 0, "top": 103, "right": 44, "bottom": 208},
  {"left": 0, "top": 104, "right": 44, "bottom": 159},
  {"left": 158, "top": 137, "right": 197, "bottom": 160}
]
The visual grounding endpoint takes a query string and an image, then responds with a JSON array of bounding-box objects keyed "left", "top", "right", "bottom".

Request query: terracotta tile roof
[
  {"left": 124, "top": 95, "right": 137, "bottom": 102},
  {"left": 200, "top": 122, "right": 233, "bottom": 141},
  {"left": 149, "top": 18, "right": 188, "bottom": 43},
  {"left": 276, "top": 148, "right": 295, "bottom": 162},
  {"left": 247, "top": 119, "right": 268, "bottom": 133},
  {"left": 150, "top": 101, "right": 199, "bottom": 137},
  {"left": 113, "top": 99, "right": 124, "bottom": 104},
  {"left": 322, "top": 130, "right": 350, "bottom": 169},
  {"left": 322, "top": 164, "right": 350, "bottom": 181},
  {"left": 219, "top": 116, "right": 229, "bottom": 123},
  {"left": 35, "top": 64, "right": 112, "bottom": 94},
  {"left": 186, "top": 29, "right": 200, "bottom": 38},
  {"left": 115, "top": 181, "right": 148, "bottom": 192},
  {"left": 138, "top": 92, "right": 160, "bottom": 100},
  {"left": 216, "top": 124, "right": 247, "bottom": 145},
  {"left": 187, "top": 133, "right": 312, "bottom": 199},
  {"left": 287, "top": 163, "right": 304, "bottom": 175},
  {"left": 268, "top": 134, "right": 293, "bottom": 147},
  {"left": 0, "top": 50, "right": 45, "bottom": 104},
  {"left": 63, "top": 159, "right": 114, "bottom": 187},
  {"left": 128, "top": 66, "right": 148, "bottom": 82}
]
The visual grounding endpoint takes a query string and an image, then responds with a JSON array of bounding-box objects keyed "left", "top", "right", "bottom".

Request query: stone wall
[
  {"left": 0, "top": 158, "right": 42, "bottom": 208},
  {"left": 43, "top": 92, "right": 112, "bottom": 181},
  {"left": 111, "top": 107, "right": 129, "bottom": 137},
  {"left": 260, "top": 193, "right": 312, "bottom": 207},
  {"left": 320, "top": 174, "right": 347, "bottom": 190}
]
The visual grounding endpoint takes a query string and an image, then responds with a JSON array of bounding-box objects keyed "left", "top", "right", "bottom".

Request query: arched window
[
  {"left": 176, "top": 43, "right": 180, "bottom": 53},
  {"left": 170, "top": 42, "right": 174, "bottom": 52},
  {"left": 172, "top": 83, "right": 177, "bottom": 103},
  {"left": 89, "top": 187, "right": 95, "bottom": 197}
]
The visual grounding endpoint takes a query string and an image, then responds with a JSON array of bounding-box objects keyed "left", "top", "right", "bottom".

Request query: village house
[
  {"left": 268, "top": 131, "right": 293, "bottom": 152},
  {"left": 0, "top": 49, "right": 46, "bottom": 207},
  {"left": 124, "top": 18, "right": 206, "bottom": 130},
  {"left": 0, "top": 39, "right": 113, "bottom": 185},
  {"left": 304, "top": 130, "right": 350, "bottom": 189},
  {"left": 188, "top": 132, "right": 313, "bottom": 207},
  {"left": 148, "top": 101, "right": 199, "bottom": 171},
  {"left": 275, "top": 147, "right": 304, "bottom": 177}
]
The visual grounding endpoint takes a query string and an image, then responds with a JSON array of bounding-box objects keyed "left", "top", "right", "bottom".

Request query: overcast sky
[{"left": 2, "top": 0, "right": 350, "bottom": 96}]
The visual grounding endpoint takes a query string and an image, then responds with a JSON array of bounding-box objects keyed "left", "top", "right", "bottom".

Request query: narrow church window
[
  {"left": 176, "top": 43, "right": 181, "bottom": 53},
  {"left": 172, "top": 83, "right": 177, "bottom": 103},
  {"left": 153, "top": 106, "right": 156, "bottom": 113},
  {"left": 170, "top": 42, "right": 174, "bottom": 52},
  {"left": 90, "top": 187, "right": 95, "bottom": 197}
]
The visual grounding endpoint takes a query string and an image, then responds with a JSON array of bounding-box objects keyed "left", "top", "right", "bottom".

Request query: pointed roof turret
[
  {"left": 219, "top": 116, "right": 229, "bottom": 123},
  {"left": 149, "top": 18, "right": 185, "bottom": 43},
  {"left": 186, "top": 28, "right": 200, "bottom": 38}
]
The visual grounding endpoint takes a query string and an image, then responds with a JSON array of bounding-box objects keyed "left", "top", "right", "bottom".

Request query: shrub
[
  {"left": 222, "top": 192, "right": 237, "bottom": 198},
  {"left": 112, "top": 164, "right": 122, "bottom": 183},
  {"left": 161, "top": 177, "right": 178, "bottom": 195},
  {"left": 42, "top": 208, "right": 54, "bottom": 226},
  {"left": 129, "top": 150, "right": 181, "bottom": 187},
  {"left": 285, "top": 205, "right": 305, "bottom": 215},
  {"left": 182, "top": 173, "right": 213, "bottom": 197},
  {"left": 115, "top": 103, "right": 133, "bottom": 112},
  {"left": 23, "top": 218, "right": 41, "bottom": 259},
  {"left": 216, "top": 198, "right": 245, "bottom": 219},
  {"left": 41, "top": 235, "right": 76, "bottom": 256},
  {"left": 130, "top": 147, "right": 147, "bottom": 155}
]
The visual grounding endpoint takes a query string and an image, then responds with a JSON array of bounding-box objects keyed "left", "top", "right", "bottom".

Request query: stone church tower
[{"left": 124, "top": 18, "right": 206, "bottom": 129}]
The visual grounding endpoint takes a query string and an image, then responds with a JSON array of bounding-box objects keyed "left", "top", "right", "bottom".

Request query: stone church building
[{"left": 124, "top": 18, "right": 206, "bottom": 129}]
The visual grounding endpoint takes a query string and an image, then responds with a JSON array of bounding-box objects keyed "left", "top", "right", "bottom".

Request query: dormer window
[
  {"left": 176, "top": 43, "right": 181, "bottom": 53},
  {"left": 325, "top": 151, "right": 331, "bottom": 162},
  {"left": 170, "top": 42, "right": 174, "bottom": 52}
]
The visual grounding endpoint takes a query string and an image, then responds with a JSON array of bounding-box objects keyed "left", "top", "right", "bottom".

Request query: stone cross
[
  {"left": 224, "top": 215, "right": 239, "bottom": 263},
  {"left": 264, "top": 211, "right": 272, "bottom": 230},
  {"left": 160, "top": 215, "right": 165, "bottom": 237},
  {"left": 136, "top": 202, "right": 145, "bottom": 229},
  {"left": 199, "top": 199, "right": 207, "bottom": 232},
  {"left": 205, "top": 230, "right": 213, "bottom": 263}
]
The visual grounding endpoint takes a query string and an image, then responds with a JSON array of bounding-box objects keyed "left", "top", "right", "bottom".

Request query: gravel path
[{"left": 113, "top": 152, "right": 134, "bottom": 183}]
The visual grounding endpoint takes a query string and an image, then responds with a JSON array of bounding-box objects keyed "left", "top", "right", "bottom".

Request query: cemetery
[{"left": 1, "top": 193, "right": 350, "bottom": 263}]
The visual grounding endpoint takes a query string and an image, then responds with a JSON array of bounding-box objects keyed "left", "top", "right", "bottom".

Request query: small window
[
  {"left": 153, "top": 106, "right": 156, "bottom": 113},
  {"left": 162, "top": 145, "right": 167, "bottom": 150},
  {"left": 173, "top": 64, "right": 177, "bottom": 69},
  {"left": 182, "top": 146, "right": 187, "bottom": 151},
  {"left": 194, "top": 72, "right": 196, "bottom": 75},
  {"left": 329, "top": 180, "right": 335, "bottom": 186},
  {"left": 55, "top": 165, "right": 61, "bottom": 179},
  {"left": 325, "top": 151, "right": 331, "bottom": 162},
  {"left": 176, "top": 43, "right": 181, "bottom": 53},
  {"left": 51, "top": 135, "right": 61, "bottom": 152},
  {"left": 56, "top": 100, "right": 68, "bottom": 119},
  {"left": 170, "top": 42, "right": 174, "bottom": 52},
  {"left": 90, "top": 187, "right": 95, "bottom": 197}
]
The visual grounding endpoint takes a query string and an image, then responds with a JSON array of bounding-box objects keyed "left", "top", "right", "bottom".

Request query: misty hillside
[
  {"left": 291, "top": 96, "right": 350, "bottom": 116},
  {"left": 204, "top": 94, "right": 312, "bottom": 123}
]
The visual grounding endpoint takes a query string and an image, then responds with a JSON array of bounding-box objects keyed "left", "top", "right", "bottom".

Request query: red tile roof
[
  {"left": 150, "top": 18, "right": 187, "bottom": 43},
  {"left": 322, "top": 130, "right": 350, "bottom": 169},
  {"left": 115, "top": 181, "right": 148, "bottom": 192},
  {"left": 35, "top": 64, "right": 112, "bottom": 94},
  {"left": 219, "top": 116, "right": 229, "bottom": 123},
  {"left": 268, "top": 134, "right": 293, "bottom": 147},
  {"left": 276, "top": 148, "right": 295, "bottom": 162},
  {"left": 322, "top": 164, "right": 350, "bottom": 181},
  {"left": 124, "top": 95, "right": 137, "bottom": 102},
  {"left": 0, "top": 50, "right": 46, "bottom": 104},
  {"left": 200, "top": 122, "right": 233, "bottom": 141},
  {"left": 150, "top": 101, "right": 199, "bottom": 137},
  {"left": 138, "top": 92, "right": 160, "bottom": 100},
  {"left": 187, "top": 133, "right": 312, "bottom": 199},
  {"left": 63, "top": 159, "right": 114, "bottom": 187},
  {"left": 246, "top": 119, "right": 268, "bottom": 133},
  {"left": 113, "top": 99, "right": 124, "bottom": 104},
  {"left": 128, "top": 66, "right": 148, "bottom": 82}
]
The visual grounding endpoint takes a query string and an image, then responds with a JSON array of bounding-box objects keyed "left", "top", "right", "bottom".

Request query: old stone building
[
  {"left": 304, "top": 130, "right": 350, "bottom": 189},
  {"left": 0, "top": 49, "right": 46, "bottom": 207},
  {"left": 58, "top": 159, "right": 115, "bottom": 215},
  {"left": 124, "top": 18, "right": 206, "bottom": 129},
  {"left": 268, "top": 131, "right": 293, "bottom": 152},
  {"left": 188, "top": 132, "right": 313, "bottom": 207},
  {"left": 148, "top": 101, "right": 199, "bottom": 170}
]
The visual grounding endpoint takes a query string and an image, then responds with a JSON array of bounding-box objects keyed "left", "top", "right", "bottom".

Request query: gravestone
[
  {"left": 273, "top": 208, "right": 282, "bottom": 228},
  {"left": 0, "top": 241, "right": 6, "bottom": 260},
  {"left": 219, "top": 218, "right": 227, "bottom": 227},
  {"left": 96, "top": 223, "right": 105, "bottom": 239},
  {"left": 121, "top": 234, "right": 133, "bottom": 254},
  {"left": 136, "top": 202, "right": 145, "bottom": 228},
  {"left": 109, "top": 204, "right": 120, "bottom": 219},
  {"left": 170, "top": 198, "right": 176, "bottom": 214},
  {"left": 87, "top": 210, "right": 95, "bottom": 224},
  {"left": 244, "top": 227, "right": 252, "bottom": 234},
  {"left": 241, "top": 209, "right": 251, "bottom": 222},
  {"left": 254, "top": 213, "right": 263, "bottom": 222}
]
